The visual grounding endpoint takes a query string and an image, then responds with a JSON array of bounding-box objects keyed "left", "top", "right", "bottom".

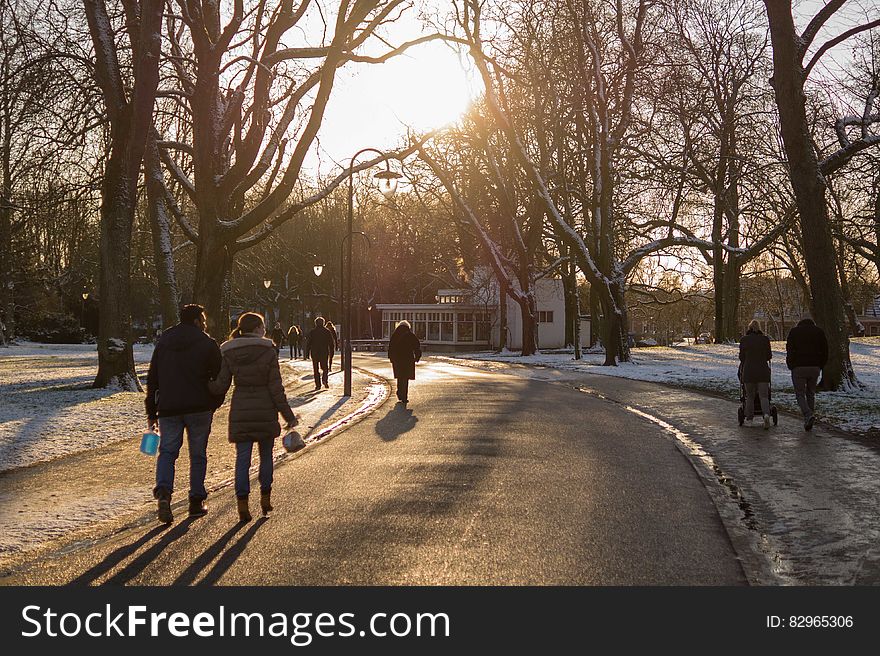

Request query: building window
[
  {"left": 428, "top": 321, "right": 440, "bottom": 341},
  {"left": 457, "top": 312, "right": 474, "bottom": 342},
  {"left": 538, "top": 311, "right": 554, "bottom": 323}
]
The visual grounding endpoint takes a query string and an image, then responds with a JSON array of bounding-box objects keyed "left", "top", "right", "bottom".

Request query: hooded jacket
[
  {"left": 738, "top": 328, "right": 772, "bottom": 383},
  {"left": 145, "top": 322, "right": 222, "bottom": 420},
  {"left": 208, "top": 335, "right": 296, "bottom": 443}
]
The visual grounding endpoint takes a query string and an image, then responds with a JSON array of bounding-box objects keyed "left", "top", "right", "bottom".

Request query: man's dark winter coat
[
  {"left": 388, "top": 326, "right": 422, "bottom": 380},
  {"left": 145, "top": 323, "right": 222, "bottom": 421},
  {"left": 305, "top": 325, "right": 335, "bottom": 360},
  {"left": 785, "top": 319, "right": 829, "bottom": 370},
  {"left": 208, "top": 337, "right": 296, "bottom": 443},
  {"left": 739, "top": 329, "right": 772, "bottom": 383}
]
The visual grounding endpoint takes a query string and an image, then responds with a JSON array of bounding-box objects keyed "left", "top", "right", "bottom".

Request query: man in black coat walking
[
  {"left": 145, "top": 304, "right": 222, "bottom": 523},
  {"left": 786, "top": 315, "right": 829, "bottom": 431},
  {"left": 304, "top": 316, "right": 334, "bottom": 390}
]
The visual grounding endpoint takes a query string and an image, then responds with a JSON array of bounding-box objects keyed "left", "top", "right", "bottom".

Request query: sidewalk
[
  {"left": 438, "top": 355, "right": 880, "bottom": 585},
  {"left": 0, "top": 357, "right": 388, "bottom": 574}
]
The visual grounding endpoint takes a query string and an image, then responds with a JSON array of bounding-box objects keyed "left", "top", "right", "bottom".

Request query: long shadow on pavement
[
  {"left": 102, "top": 517, "right": 199, "bottom": 586},
  {"left": 198, "top": 517, "right": 268, "bottom": 586},
  {"left": 172, "top": 522, "right": 246, "bottom": 586},
  {"left": 374, "top": 403, "right": 418, "bottom": 442},
  {"left": 67, "top": 524, "right": 169, "bottom": 586},
  {"left": 301, "top": 399, "right": 348, "bottom": 439}
]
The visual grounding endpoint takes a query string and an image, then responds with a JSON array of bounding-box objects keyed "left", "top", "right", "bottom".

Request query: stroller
[{"left": 737, "top": 364, "right": 778, "bottom": 426}]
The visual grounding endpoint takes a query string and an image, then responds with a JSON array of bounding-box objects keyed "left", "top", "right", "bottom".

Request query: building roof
[{"left": 864, "top": 294, "right": 880, "bottom": 319}]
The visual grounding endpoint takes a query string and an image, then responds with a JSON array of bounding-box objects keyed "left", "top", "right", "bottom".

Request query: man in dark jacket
[
  {"left": 786, "top": 315, "right": 829, "bottom": 431},
  {"left": 145, "top": 304, "right": 222, "bottom": 523},
  {"left": 304, "top": 316, "right": 334, "bottom": 390}
]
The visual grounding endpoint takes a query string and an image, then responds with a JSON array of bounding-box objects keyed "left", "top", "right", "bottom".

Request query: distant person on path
[
  {"left": 326, "top": 320, "right": 338, "bottom": 371},
  {"left": 786, "top": 314, "right": 829, "bottom": 431},
  {"left": 739, "top": 320, "right": 773, "bottom": 430},
  {"left": 208, "top": 312, "right": 298, "bottom": 522},
  {"left": 271, "top": 321, "right": 285, "bottom": 356},
  {"left": 388, "top": 320, "right": 421, "bottom": 404},
  {"left": 305, "top": 316, "right": 334, "bottom": 390},
  {"left": 287, "top": 324, "right": 301, "bottom": 360},
  {"left": 145, "top": 304, "right": 222, "bottom": 524}
]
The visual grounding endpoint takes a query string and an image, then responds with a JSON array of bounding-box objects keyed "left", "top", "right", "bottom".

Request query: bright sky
[{"left": 306, "top": 4, "right": 482, "bottom": 173}]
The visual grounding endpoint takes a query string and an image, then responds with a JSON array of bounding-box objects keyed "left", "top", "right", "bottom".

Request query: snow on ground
[
  {"left": 444, "top": 337, "right": 880, "bottom": 435},
  {"left": 0, "top": 342, "right": 155, "bottom": 472}
]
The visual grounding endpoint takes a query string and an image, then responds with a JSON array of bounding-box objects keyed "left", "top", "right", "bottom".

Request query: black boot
[{"left": 188, "top": 497, "right": 208, "bottom": 517}]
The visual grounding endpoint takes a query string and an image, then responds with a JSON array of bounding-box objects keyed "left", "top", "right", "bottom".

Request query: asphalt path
[{"left": 8, "top": 355, "right": 746, "bottom": 585}]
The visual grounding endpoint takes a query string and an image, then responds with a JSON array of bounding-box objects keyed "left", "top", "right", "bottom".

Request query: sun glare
[{"left": 317, "top": 40, "right": 479, "bottom": 167}]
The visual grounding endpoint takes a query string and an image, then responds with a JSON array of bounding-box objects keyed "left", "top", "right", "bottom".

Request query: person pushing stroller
[{"left": 738, "top": 319, "right": 774, "bottom": 430}]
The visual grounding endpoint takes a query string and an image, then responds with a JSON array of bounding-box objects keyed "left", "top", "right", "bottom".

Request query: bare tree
[{"left": 762, "top": 0, "right": 880, "bottom": 389}]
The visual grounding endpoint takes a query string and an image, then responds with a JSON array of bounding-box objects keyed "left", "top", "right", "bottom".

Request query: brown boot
[
  {"left": 260, "top": 491, "right": 273, "bottom": 516},
  {"left": 156, "top": 488, "right": 173, "bottom": 524},
  {"left": 237, "top": 496, "right": 252, "bottom": 522}
]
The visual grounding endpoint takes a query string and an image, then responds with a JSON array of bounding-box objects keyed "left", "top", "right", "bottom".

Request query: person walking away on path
[
  {"left": 145, "top": 304, "right": 222, "bottom": 523},
  {"left": 304, "top": 316, "right": 334, "bottom": 390},
  {"left": 271, "top": 322, "right": 285, "bottom": 357},
  {"left": 739, "top": 319, "right": 773, "bottom": 430},
  {"left": 388, "top": 320, "right": 421, "bottom": 404},
  {"left": 786, "top": 314, "right": 829, "bottom": 431},
  {"left": 287, "top": 324, "right": 301, "bottom": 360},
  {"left": 325, "top": 320, "right": 338, "bottom": 371},
  {"left": 208, "top": 312, "right": 297, "bottom": 522}
]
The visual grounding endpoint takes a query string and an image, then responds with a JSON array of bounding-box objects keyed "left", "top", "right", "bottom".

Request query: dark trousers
[
  {"left": 312, "top": 357, "right": 329, "bottom": 388},
  {"left": 396, "top": 378, "right": 409, "bottom": 401},
  {"left": 235, "top": 438, "right": 274, "bottom": 498},
  {"left": 290, "top": 340, "right": 301, "bottom": 359},
  {"left": 155, "top": 411, "right": 213, "bottom": 500}
]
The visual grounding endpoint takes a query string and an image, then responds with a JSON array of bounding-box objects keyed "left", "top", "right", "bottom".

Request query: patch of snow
[{"left": 0, "top": 342, "right": 155, "bottom": 471}]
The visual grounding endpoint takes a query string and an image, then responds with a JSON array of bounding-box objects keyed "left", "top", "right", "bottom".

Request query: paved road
[{"left": 5, "top": 355, "right": 746, "bottom": 585}]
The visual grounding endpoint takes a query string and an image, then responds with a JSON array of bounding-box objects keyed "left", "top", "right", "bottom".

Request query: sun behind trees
[{"left": 1, "top": 0, "right": 878, "bottom": 392}]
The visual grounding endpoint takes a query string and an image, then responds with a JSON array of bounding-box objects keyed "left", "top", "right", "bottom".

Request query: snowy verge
[{"left": 438, "top": 338, "right": 880, "bottom": 434}]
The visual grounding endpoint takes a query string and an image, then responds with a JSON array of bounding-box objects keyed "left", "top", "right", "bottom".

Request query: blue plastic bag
[{"left": 140, "top": 431, "right": 160, "bottom": 456}]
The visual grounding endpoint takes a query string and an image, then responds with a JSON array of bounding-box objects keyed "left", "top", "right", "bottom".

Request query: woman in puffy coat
[
  {"left": 209, "top": 312, "right": 297, "bottom": 521},
  {"left": 388, "top": 320, "right": 422, "bottom": 404},
  {"left": 738, "top": 319, "right": 773, "bottom": 430}
]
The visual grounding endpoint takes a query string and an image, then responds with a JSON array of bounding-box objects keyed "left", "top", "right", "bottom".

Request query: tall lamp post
[
  {"left": 343, "top": 149, "right": 401, "bottom": 396},
  {"left": 81, "top": 292, "right": 89, "bottom": 331}
]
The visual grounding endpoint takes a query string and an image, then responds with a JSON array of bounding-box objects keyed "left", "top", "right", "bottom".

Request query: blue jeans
[
  {"left": 235, "top": 439, "right": 274, "bottom": 498},
  {"left": 155, "top": 411, "right": 213, "bottom": 500}
]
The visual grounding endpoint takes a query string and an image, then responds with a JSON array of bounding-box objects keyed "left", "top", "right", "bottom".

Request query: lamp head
[
  {"left": 374, "top": 169, "right": 402, "bottom": 200},
  {"left": 313, "top": 264, "right": 324, "bottom": 277},
  {"left": 263, "top": 279, "right": 272, "bottom": 289}
]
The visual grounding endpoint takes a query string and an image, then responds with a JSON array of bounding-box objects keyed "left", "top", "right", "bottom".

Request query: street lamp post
[
  {"left": 342, "top": 148, "right": 401, "bottom": 397},
  {"left": 81, "top": 292, "right": 89, "bottom": 331}
]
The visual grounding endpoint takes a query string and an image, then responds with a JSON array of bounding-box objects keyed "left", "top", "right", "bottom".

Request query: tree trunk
[
  {"left": 598, "top": 279, "right": 630, "bottom": 365},
  {"left": 519, "top": 292, "right": 538, "bottom": 356},
  {"left": 145, "top": 134, "right": 179, "bottom": 329},
  {"left": 0, "top": 183, "right": 12, "bottom": 343},
  {"left": 193, "top": 235, "right": 232, "bottom": 339},
  {"left": 571, "top": 259, "right": 581, "bottom": 360},
  {"left": 590, "top": 289, "right": 601, "bottom": 348},
  {"left": 93, "top": 171, "right": 140, "bottom": 390},
  {"left": 763, "top": 1, "right": 855, "bottom": 389},
  {"left": 722, "top": 256, "right": 741, "bottom": 340},
  {"left": 498, "top": 280, "right": 508, "bottom": 352}
]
